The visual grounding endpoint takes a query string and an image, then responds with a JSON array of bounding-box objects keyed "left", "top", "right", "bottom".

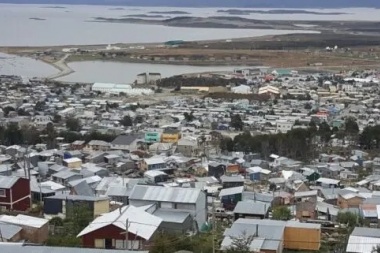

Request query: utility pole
[
  {"left": 212, "top": 198, "right": 216, "bottom": 253},
  {"left": 125, "top": 219, "right": 129, "bottom": 250}
]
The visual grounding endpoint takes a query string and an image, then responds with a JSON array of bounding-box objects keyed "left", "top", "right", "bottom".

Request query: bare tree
[{"left": 226, "top": 231, "right": 255, "bottom": 253}]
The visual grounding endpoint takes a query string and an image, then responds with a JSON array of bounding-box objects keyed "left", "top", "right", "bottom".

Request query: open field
[{"left": 2, "top": 32, "right": 380, "bottom": 79}]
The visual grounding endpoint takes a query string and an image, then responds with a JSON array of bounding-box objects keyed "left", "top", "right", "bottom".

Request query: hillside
[{"left": 1, "top": 0, "right": 380, "bottom": 8}]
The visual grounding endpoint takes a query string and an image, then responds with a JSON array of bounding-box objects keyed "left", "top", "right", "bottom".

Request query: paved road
[{"left": 47, "top": 54, "right": 73, "bottom": 80}]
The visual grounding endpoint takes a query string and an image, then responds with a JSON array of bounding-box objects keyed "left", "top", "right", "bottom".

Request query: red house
[
  {"left": 0, "top": 176, "right": 31, "bottom": 211},
  {"left": 77, "top": 205, "right": 162, "bottom": 250}
]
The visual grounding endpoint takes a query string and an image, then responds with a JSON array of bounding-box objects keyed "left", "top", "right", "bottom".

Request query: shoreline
[{"left": 42, "top": 54, "right": 74, "bottom": 80}]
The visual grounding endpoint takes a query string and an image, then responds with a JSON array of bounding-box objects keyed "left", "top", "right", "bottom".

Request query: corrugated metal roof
[
  {"left": 0, "top": 215, "right": 48, "bottom": 228},
  {"left": 0, "top": 222, "right": 22, "bottom": 239},
  {"left": 106, "top": 186, "right": 130, "bottom": 197},
  {"left": 130, "top": 185, "right": 201, "bottom": 203},
  {"left": 153, "top": 209, "right": 190, "bottom": 223},
  {"left": 351, "top": 227, "right": 380, "bottom": 238},
  {"left": 0, "top": 176, "right": 19, "bottom": 188},
  {"left": 294, "top": 190, "right": 318, "bottom": 198},
  {"left": 347, "top": 235, "right": 380, "bottom": 253},
  {"left": 77, "top": 205, "right": 162, "bottom": 240},
  {"left": 45, "top": 194, "right": 109, "bottom": 202},
  {"left": 219, "top": 186, "right": 244, "bottom": 197},
  {"left": 233, "top": 201, "right": 269, "bottom": 215},
  {"left": 220, "top": 175, "right": 244, "bottom": 183},
  {"left": 286, "top": 220, "right": 321, "bottom": 229},
  {"left": 0, "top": 243, "right": 148, "bottom": 253},
  {"left": 224, "top": 219, "right": 285, "bottom": 251}
]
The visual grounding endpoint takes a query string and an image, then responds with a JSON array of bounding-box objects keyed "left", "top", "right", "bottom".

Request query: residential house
[
  {"left": 233, "top": 200, "right": 270, "bottom": 220},
  {"left": 140, "top": 156, "right": 167, "bottom": 171},
  {"left": 219, "top": 186, "right": 244, "bottom": 210},
  {"left": 63, "top": 157, "right": 82, "bottom": 169},
  {"left": 338, "top": 192, "right": 365, "bottom": 209},
  {"left": 71, "top": 140, "right": 86, "bottom": 150},
  {"left": 221, "top": 219, "right": 321, "bottom": 253},
  {"left": 144, "top": 131, "right": 161, "bottom": 143},
  {"left": 176, "top": 139, "right": 198, "bottom": 157},
  {"left": 0, "top": 243, "right": 148, "bottom": 253},
  {"left": 294, "top": 190, "right": 318, "bottom": 220},
  {"left": 52, "top": 170, "right": 83, "bottom": 186},
  {"left": 0, "top": 223, "right": 22, "bottom": 242},
  {"left": 144, "top": 170, "right": 169, "bottom": 184},
  {"left": 220, "top": 175, "right": 245, "bottom": 189},
  {"left": 316, "top": 177, "right": 341, "bottom": 188},
  {"left": 347, "top": 227, "right": 380, "bottom": 253},
  {"left": 85, "top": 140, "right": 111, "bottom": 152},
  {"left": 0, "top": 176, "right": 30, "bottom": 211},
  {"left": 77, "top": 205, "right": 162, "bottom": 250},
  {"left": 0, "top": 214, "right": 49, "bottom": 243},
  {"left": 129, "top": 185, "right": 207, "bottom": 229},
  {"left": 161, "top": 128, "right": 181, "bottom": 143},
  {"left": 207, "top": 162, "right": 226, "bottom": 179},
  {"left": 44, "top": 195, "right": 110, "bottom": 218},
  {"left": 110, "top": 134, "right": 143, "bottom": 151},
  {"left": 150, "top": 207, "right": 194, "bottom": 234},
  {"left": 246, "top": 166, "right": 271, "bottom": 181}
]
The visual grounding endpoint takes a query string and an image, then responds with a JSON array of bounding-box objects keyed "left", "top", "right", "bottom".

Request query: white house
[{"left": 129, "top": 185, "right": 207, "bottom": 229}]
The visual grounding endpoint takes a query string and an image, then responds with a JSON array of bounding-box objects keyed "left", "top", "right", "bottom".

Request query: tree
[
  {"left": 17, "top": 108, "right": 30, "bottom": 116},
  {"left": 134, "top": 115, "right": 144, "bottom": 124},
  {"left": 34, "top": 101, "right": 46, "bottom": 111},
  {"left": 226, "top": 232, "right": 255, "bottom": 253},
  {"left": 220, "top": 136, "right": 234, "bottom": 152},
  {"left": 66, "top": 117, "right": 81, "bottom": 132},
  {"left": 65, "top": 203, "right": 93, "bottom": 235},
  {"left": 337, "top": 211, "right": 360, "bottom": 228},
  {"left": 211, "top": 121, "right": 219, "bottom": 130},
  {"left": 4, "top": 123, "right": 24, "bottom": 145},
  {"left": 2, "top": 106, "right": 15, "bottom": 116},
  {"left": 304, "top": 103, "right": 312, "bottom": 110},
  {"left": 272, "top": 206, "right": 291, "bottom": 221},
  {"left": 22, "top": 126, "right": 40, "bottom": 145},
  {"left": 372, "top": 245, "right": 380, "bottom": 253},
  {"left": 230, "top": 114, "right": 243, "bottom": 131},
  {"left": 150, "top": 232, "right": 176, "bottom": 253},
  {"left": 44, "top": 122, "right": 57, "bottom": 149},
  {"left": 318, "top": 121, "right": 332, "bottom": 144},
  {"left": 345, "top": 117, "right": 359, "bottom": 135},
  {"left": 53, "top": 114, "right": 62, "bottom": 123},
  {"left": 120, "top": 115, "right": 133, "bottom": 127},
  {"left": 184, "top": 112, "right": 195, "bottom": 122},
  {"left": 49, "top": 217, "right": 64, "bottom": 226}
]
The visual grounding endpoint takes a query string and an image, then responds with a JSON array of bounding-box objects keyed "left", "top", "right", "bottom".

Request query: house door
[{"left": 105, "top": 238, "right": 113, "bottom": 249}]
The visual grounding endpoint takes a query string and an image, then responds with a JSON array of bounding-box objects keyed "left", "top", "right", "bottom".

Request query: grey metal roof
[
  {"left": 129, "top": 185, "right": 201, "bottom": 203},
  {"left": 106, "top": 186, "right": 130, "bottom": 197},
  {"left": 0, "top": 244, "right": 148, "bottom": 253},
  {"left": 153, "top": 208, "right": 190, "bottom": 223},
  {"left": 72, "top": 181, "right": 94, "bottom": 197},
  {"left": 0, "top": 222, "right": 22, "bottom": 239},
  {"left": 224, "top": 219, "right": 285, "bottom": 251},
  {"left": 233, "top": 201, "right": 269, "bottom": 215},
  {"left": 242, "top": 192, "right": 274, "bottom": 203},
  {"left": 52, "top": 170, "right": 78, "bottom": 180},
  {"left": 0, "top": 176, "right": 19, "bottom": 188},
  {"left": 351, "top": 227, "right": 380, "bottom": 238},
  {"left": 111, "top": 134, "right": 142, "bottom": 146},
  {"left": 45, "top": 194, "right": 109, "bottom": 202},
  {"left": 220, "top": 175, "right": 244, "bottom": 183}
]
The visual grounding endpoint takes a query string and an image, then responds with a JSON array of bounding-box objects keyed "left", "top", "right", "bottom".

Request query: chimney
[{"left": 255, "top": 224, "right": 258, "bottom": 237}]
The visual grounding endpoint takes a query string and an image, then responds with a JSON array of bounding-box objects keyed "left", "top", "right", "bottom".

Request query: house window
[
  {"left": 0, "top": 189, "right": 6, "bottom": 197},
  {"left": 94, "top": 239, "right": 105, "bottom": 248},
  {"left": 115, "top": 240, "right": 140, "bottom": 250}
]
